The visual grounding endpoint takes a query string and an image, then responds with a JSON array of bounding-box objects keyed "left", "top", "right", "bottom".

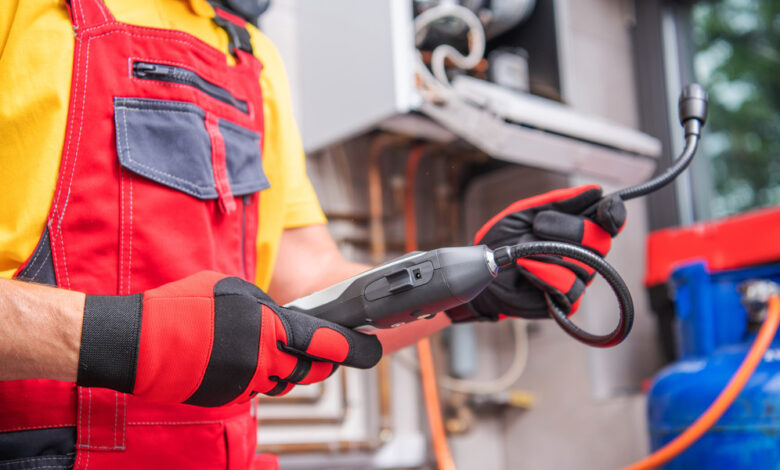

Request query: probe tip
[{"left": 678, "top": 83, "right": 709, "bottom": 129}]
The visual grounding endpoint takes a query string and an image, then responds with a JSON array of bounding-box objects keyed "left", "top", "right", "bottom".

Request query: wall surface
[{"left": 264, "top": 0, "right": 663, "bottom": 468}]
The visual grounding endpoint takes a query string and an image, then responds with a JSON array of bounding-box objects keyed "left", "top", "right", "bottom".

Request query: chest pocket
[{"left": 113, "top": 97, "right": 267, "bottom": 290}]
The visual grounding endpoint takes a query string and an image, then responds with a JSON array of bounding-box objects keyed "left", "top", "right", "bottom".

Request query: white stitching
[
  {"left": 75, "top": 388, "right": 83, "bottom": 469},
  {"left": 116, "top": 100, "right": 205, "bottom": 112},
  {"left": 57, "top": 33, "right": 93, "bottom": 229},
  {"left": 127, "top": 173, "right": 133, "bottom": 293},
  {"left": 77, "top": 387, "right": 83, "bottom": 443},
  {"left": 122, "top": 393, "right": 127, "bottom": 449},
  {"left": 0, "top": 424, "right": 76, "bottom": 432},
  {"left": 113, "top": 392, "right": 117, "bottom": 449},
  {"left": 76, "top": 445, "right": 122, "bottom": 450},
  {"left": 118, "top": 169, "right": 124, "bottom": 295},
  {"left": 20, "top": 233, "right": 46, "bottom": 277},
  {"left": 124, "top": 156, "right": 215, "bottom": 194},
  {"left": 29, "top": 249, "right": 51, "bottom": 280},
  {"left": 48, "top": 15, "right": 265, "bottom": 297},
  {"left": 116, "top": 106, "right": 216, "bottom": 194},
  {"left": 6, "top": 466, "right": 74, "bottom": 469},
  {"left": 76, "top": 0, "right": 86, "bottom": 27},
  {"left": 0, "top": 464, "right": 74, "bottom": 469},
  {"left": 82, "top": 28, "right": 221, "bottom": 51},
  {"left": 78, "top": 388, "right": 91, "bottom": 467},
  {"left": 59, "top": 229, "right": 71, "bottom": 289},
  {"left": 233, "top": 183, "right": 268, "bottom": 193},
  {"left": 121, "top": 112, "right": 131, "bottom": 286},
  {"left": 0, "top": 455, "right": 76, "bottom": 469},
  {"left": 219, "top": 120, "right": 261, "bottom": 139},
  {"left": 94, "top": 0, "right": 110, "bottom": 23},
  {"left": 87, "top": 388, "right": 91, "bottom": 449},
  {"left": 206, "top": 115, "right": 234, "bottom": 206},
  {"left": 127, "top": 420, "right": 223, "bottom": 426},
  {"left": 54, "top": 28, "right": 190, "bottom": 227},
  {"left": 52, "top": 35, "right": 82, "bottom": 217},
  {"left": 0, "top": 456, "right": 73, "bottom": 462},
  {"left": 53, "top": 24, "right": 262, "bottom": 237},
  {"left": 54, "top": 9, "right": 261, "bottom": 215}
]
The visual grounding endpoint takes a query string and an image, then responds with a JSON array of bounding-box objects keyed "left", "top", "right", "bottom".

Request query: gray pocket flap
[
  {"left": 219, "top": 119, "right": 269, "bottom": 195},
  {"left": 114, "top": 97, "right": 269, "bottom": 199}
]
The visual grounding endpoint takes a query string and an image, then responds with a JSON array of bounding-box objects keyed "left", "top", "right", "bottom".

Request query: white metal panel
[
  {"left": 420, "top": 95, "right": 657, "bottom": 185},
  {"left": 452, "top": 76, "right": 662, "bottom": 158},
  {"left": 263, "top": 0, "right": 419, "bottom": 153}
]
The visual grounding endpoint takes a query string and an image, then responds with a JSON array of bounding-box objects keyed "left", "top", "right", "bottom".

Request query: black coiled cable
[
  {"left": 494, "top": 242, "right": 634, "bottom": 347},
  {"left": 501, "top": 84, "right": 707, "bottom": 347}
]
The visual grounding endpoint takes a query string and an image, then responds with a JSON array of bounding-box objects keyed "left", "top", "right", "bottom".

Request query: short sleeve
[{"left": 251, "top": 30, "right": 326, "bottom": 229}]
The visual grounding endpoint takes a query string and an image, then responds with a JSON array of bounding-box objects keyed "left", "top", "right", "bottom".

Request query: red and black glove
[
  {"left": 446, "top": 185, "right": 626, "bottom": 321},
  {"left": 76, "top": 271, "right": 382, "bottom": 407}
]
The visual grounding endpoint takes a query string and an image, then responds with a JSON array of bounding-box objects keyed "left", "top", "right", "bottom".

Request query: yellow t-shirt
[{"left": 0, "top": 0, "right": 325, "bottom": 290}]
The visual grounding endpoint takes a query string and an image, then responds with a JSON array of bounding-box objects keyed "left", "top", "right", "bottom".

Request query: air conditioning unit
[{"left": 262, "top": 0, "right": 661, "bottom": 185}]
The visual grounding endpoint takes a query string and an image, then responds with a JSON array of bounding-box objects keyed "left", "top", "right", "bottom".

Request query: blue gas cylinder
[{"left": 647, "top": 261, "right": 780, "bottom": 469}]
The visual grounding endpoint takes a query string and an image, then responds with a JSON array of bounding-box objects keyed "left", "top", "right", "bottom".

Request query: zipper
[
  {"left": 133, "top": 61, "right": 249, "bottom": 114},
  {"left": 241, "top": 195, "right": 250, "bottom": 279}
]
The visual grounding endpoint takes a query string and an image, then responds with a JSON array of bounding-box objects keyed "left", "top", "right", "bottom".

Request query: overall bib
[{"left": 0, "top": 0, "right": 274, "bottom": 468}]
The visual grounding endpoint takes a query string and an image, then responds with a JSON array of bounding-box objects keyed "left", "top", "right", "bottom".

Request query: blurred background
[{"left": 247, "top": 0, "right": 779, "bottom": 468}]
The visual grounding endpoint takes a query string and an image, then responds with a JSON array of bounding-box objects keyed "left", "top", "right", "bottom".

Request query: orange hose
[
  {"left": 405, "top": 145, "right": 456, "bottom": 470},
  {"left": 622, "top": 295, "right": 780, "bottom": 470}
]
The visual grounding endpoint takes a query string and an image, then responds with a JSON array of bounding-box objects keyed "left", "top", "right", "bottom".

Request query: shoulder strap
[
  {"left": 211, "top": 6, "right": 254, "bottom": 56},
  {"left": 208, "top": 0, "right": 270, "bottom": 23},
  {"left": 66, "top": 0, "right": 116, "bottom": 30}
]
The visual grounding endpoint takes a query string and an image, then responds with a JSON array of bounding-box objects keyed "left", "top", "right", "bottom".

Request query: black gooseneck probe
[{"left": 287, "top": 85, "right": 708, "bottom": 348}]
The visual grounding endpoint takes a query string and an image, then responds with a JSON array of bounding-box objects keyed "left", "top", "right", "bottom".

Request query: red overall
[{"left": 0, "top": 0, "right": 275, "bottom": 468}]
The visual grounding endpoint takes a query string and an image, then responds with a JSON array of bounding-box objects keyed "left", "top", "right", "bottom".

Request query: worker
[{"left": 0, "top": 0, "right": 625, "bottom": 468}]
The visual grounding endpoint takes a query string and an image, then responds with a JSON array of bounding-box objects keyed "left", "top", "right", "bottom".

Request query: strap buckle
[{"left": 212, "top": 15, "right": 254, "bottom": 56}]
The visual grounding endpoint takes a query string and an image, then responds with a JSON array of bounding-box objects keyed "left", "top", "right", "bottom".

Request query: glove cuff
[
  {"left": 77, "top": 294, "right": 143, "bottom": 393},
  {"left": 445, "top": 302, "right": 498, "bottom": 323}
]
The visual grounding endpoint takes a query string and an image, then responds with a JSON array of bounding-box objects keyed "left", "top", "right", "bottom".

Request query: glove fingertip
[
  {"left": 559, "top": 186, "right": 604, "bottom": 213},
  {"left": 596, "top": 195, "right": 627, "bottom": 236},
  {"left": 345, "top": 333, "right": 383, "bottom": 369},
  {"left": 305, "top": 325, "right": 382, "bottom": 369},
  {"left": 568, "top": 298, "right": 583, "bottom": 317}
]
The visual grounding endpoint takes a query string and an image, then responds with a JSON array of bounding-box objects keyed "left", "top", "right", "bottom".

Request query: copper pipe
[
  {"left": 258, "top": 440, "right": 379, "bottom": 455},
  {"left": 334, "top": 236, "right": 444, "bottom": 252},
  {"left": 368, "top": 135, "right": 392, "bottom": 264},
  {"left": 256, "top": 363, "right": 392, "bottom": 451},
  {"left": 257, "top": 370, "right": 348, "bottom": 425},
  {"left": 257, "top": 137, "right": 402, "bottom": 454},
  {"left": 256, "top": 382, "right": 327, "bottom": 404},
  {"left": 257, "top": 416, "right": 345, "bottom": 426},
  {"left": 322, "top": 212, "right": 371, "bottom": 223},
  {"left": 404, "top": 145, "right": 457, "bottom": 470},
  {"left": 367, "top": 134, "right": 407, "bottom": 445},
  {"left": 368, "top": 134, "right": 409, "bottom": 264},
  {"left": 376, "top": 359, "right": 393, "bottom": 442}
]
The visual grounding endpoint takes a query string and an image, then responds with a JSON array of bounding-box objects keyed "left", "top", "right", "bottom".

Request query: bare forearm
[{"left": 0, "top": 278, "right": 84, "bottom": 381}]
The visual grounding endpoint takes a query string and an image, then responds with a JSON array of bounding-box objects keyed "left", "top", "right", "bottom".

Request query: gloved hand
[
  {"left": 446, "top": 185, "right": 626, "bottom": 321},
  {"left": 76, "top": 271, "right": 382, "bottom": 406}
]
